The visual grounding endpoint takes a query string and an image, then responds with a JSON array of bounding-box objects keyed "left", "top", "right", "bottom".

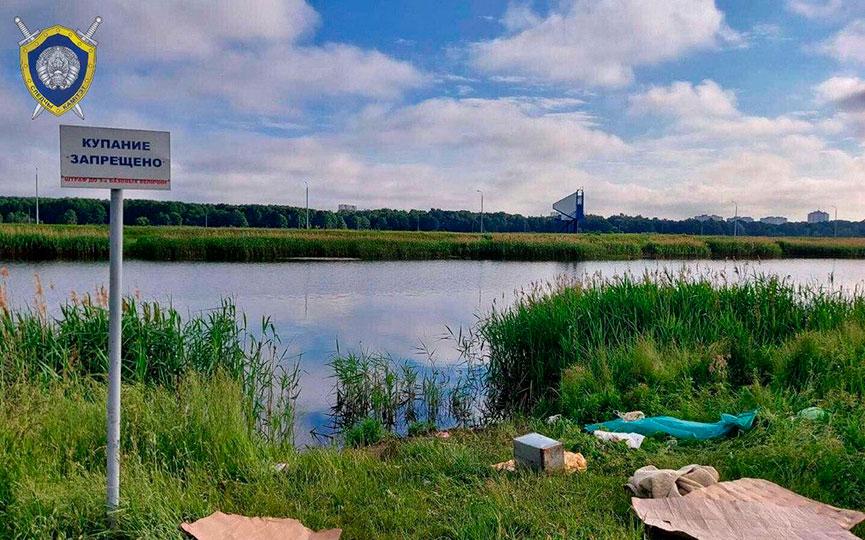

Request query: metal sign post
[
  {"left": 106, "top": 188, "right": 123, "bottom": 510},
  {"left": 60, "top": 125, "right": 170, "bottom": 512}
]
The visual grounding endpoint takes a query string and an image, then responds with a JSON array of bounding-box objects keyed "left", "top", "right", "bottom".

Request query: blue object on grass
[{"left": 584, "top": 409, "right": 757, "bottom": 440}]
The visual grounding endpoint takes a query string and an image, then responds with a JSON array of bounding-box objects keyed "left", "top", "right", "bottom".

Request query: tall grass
[
  {"left": 481, "top": 270, "right": 865, "bottom": 414},
  {"left": 0, "top": 283, "right": 300, "bottom": 446},
  {"left": 6, "top": 223, "right": 865, "bottom": 261}
]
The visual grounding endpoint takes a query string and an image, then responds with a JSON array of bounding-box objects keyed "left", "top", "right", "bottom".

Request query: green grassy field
[
  {"left": 1, "top": 276, "right": 864, "bottom": 538},
  {"left": 3, "top": 223, "right": 865, "bottom": 261}
]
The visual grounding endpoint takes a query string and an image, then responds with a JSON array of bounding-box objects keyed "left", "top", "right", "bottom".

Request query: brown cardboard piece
[
  {"left": 632, "top": 478, "right": 865, "bottom": 540},
  {"left": 181, "top": 511, "right": 342, "bottom": 540}
]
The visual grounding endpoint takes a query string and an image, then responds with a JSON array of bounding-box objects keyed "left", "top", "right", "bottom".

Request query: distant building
[
  {"left": 338, "top": 204, "right": 357, "bottom": 212},
  {"left": 760, "top": 216, "right": 787, "bottom": 225},
  {"left": 693, "top": 214, "right": 723, "bottom": 222},
  {"left": 727, "top": 216, "right": 754, "bottom": 223},
  {"left": 808, "top": 210, "right": 830, "bottom": 223}
]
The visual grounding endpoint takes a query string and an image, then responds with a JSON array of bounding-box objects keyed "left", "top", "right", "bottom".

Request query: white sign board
[
  {"left": 60, "top": 125, "right": 170, "bottom": 190},
  {"left": 553, "top": 192, "right": 578, "bottom": 220}
]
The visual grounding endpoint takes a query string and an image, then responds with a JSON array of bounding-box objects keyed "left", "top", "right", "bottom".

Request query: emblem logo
[{"left": 14, "top": 16, "right": 102, "bottom": 119}]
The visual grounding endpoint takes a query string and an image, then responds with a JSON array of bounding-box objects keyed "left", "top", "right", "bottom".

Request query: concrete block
[{"left": 513, "top": 432, "right": 564, "bottom": 472}]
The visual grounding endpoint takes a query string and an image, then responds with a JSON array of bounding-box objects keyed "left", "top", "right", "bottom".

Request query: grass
[
  {"left": 2, "top": 273, "right": 865, "bottom": 538},
  {"left": 3, "top": 378, "right": 864, "bottom": 538},
  {"left": 5, "top": 223, "right": 865, "bottom": 261},
  {"left": 481, "top": 270, "right": 865, "bottom": 413}
]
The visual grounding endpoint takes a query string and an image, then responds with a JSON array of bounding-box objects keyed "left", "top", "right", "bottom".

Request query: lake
[{"left": 1, "top": 258, "right": 862, "bottom": 445}]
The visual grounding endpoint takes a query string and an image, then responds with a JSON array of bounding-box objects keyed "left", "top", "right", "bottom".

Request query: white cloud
[
  {"left": 629, "top": 80, "right": 812, "bottom": 141},
  {"left": 815, "top": 76, "right": 865, "bottom": 108},
  {"left": 818, "top": 19, "right": 865, "bottom": 63},
  {"left": 814, "top": 76, "right": 865, "bottom": 135},
  {"left": 116, "top": 43, "right": 426, "bottom": 114},
  {"left": 500, "top": 2, "right": 542, "bottom": 33},
  {"left": 787, "top": 0, "right": 844, "bottom": 19},
  {"left": 470, "top": 0, "right": 737, "bottom": 86},
  {"left": 629, "top": 80, "right": 738, "bottom": 118},
  {"left": 22, "top": 0, "right": 321, "bottom": 60}
]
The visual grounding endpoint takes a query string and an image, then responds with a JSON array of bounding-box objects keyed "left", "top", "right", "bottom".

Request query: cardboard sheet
[
  {"left": 632, "top": 478, "right": 865, "bottom": 540},
  {"left": 688, "top": 478, "right": 865, "bottom": 530},
  {"left": 181, "top": 511, "right": 342, "bottom": 540}
]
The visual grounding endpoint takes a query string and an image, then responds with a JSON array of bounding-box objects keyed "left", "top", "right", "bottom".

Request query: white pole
[
  {"left": 305, "top": 181, "right": 309, "bottom": 229},
  {"left": 732, "top": 200, "right": 738, "bottom": 237},
  {"left": 477, "top": 189, "right": 484, "bottom": 233},
  {"left": 35, "top": 167, "right": 39, "bottom": 224},
  {"left": 106, "top": 188, "right": 124, "bottom": 512}
]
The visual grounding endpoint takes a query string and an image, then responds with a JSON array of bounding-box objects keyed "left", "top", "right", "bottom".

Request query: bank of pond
[
  {"left": 1, "top": 274, "right": 864, "bottom": 537},
  {"left": 3, "top": 223, "right": 865, "bottom": 262}
]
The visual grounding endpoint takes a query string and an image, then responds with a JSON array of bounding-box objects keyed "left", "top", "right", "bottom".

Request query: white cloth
[{"left": 593, "top": 429, "right": 645, "bottom": 449}]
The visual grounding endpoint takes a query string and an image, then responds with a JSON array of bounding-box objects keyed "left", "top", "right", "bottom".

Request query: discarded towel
[
  {"left": 626, "top": 464, "right": 719, "bottom": 498},
  {"left": 492, "top": 451, "right": 587, "bottom": 473},
  {"left": 180, "top": 511, "right": 341, "bottom": 540},
  {"left": 593, "top": 430, "right": 645, "bottom": 449},
  {"left": 585, "top": 409, "right": 757, "bottom": 440}
]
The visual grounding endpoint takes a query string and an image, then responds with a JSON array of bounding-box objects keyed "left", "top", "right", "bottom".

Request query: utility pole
[
  {"left": 731, "top": 200, "right": 738, "bottom": 237},
  {"left": 477, "top": 189, "right": 484, "bottom": 233},
  {"left": 35, "top": 167, "right": 39, "bottom": 224},
  {"left": 831, "top": 205, "right": 838, "bottom": 238},
  {"left": 305, "top": 181, "right": 310, "bottom": 229}
]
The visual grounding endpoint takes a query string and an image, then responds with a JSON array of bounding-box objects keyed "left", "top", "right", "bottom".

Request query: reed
[
  {"left": 481, "top": 269, "right": 865, "bottom": 414},
  {"left": 6, "top": 223, "right": 865, "bottom": 261},
  {"left": 328, "top": 350, "right": 486, "bottom": 441},
  {"left": 0, "top": 286, "right": 300, "bottom": 446}
]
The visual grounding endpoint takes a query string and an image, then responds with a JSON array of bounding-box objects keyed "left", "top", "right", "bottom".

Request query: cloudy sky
[{"left": 2, "top": 0, "right": 864, "bottom": 220}]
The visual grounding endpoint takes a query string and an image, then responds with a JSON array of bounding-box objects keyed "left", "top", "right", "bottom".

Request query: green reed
[
  {"left": 328, "top": 349, "right": 485, "bottom": 439},
  {"left": 6, "top": 223, "right": 865, "bottom": 262},
  {"left": 0, "top": 286, "right": 300, "bottom": 446},
  {"left": 481, "top": 269, "right": 865, "bottom": 414}
]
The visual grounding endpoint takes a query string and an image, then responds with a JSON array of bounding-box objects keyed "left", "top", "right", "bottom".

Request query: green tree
[
  {"left": 62, "top": 209, "right": 78, "bottom": 225},
  {"left": 169, "top": 212, "right": 183, "bottom": 226},
  {"left": 229, "top": 209, "right": 248, "bottom": 228},
  {"left": 135, "top": 216, "right": 150, "bottom": 226}
]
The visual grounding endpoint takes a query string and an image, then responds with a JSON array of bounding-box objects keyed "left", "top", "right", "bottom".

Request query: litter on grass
[
  {"left": 180, "top": 512, "right": 342, "bottom": 540},
  {"left": 615, "top": 410, "right": 645, "bottom": 422},
  {"left": 585, "top": 409, "right": 757, "bottom": 440},
  {"left": 593, "top": 430, "right": 645, "bottom": 449},
  {"left": 632, "top": 478, "right": 865, "bottom": 540},
  {"left": 626, "top": 465, "right": 719, "bottom": 498},
  {"left": 492, "top": 451, "right": 586, "bottom": 473},
  {"left": 798, "top": 406, "right": 829, "bottom": 421}
]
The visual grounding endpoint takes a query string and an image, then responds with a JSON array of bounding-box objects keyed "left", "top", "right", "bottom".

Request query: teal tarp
[{"left": 584, "top": 410, "right": 757, "bottom": 440}]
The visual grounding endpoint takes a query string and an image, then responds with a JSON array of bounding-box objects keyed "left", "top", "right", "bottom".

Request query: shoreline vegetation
[
  {"left": 1, "top": 272, "right": 864, "bottom": 537},
  {"left": 4, "top": 223, "right": 865, "bottom": 262}
]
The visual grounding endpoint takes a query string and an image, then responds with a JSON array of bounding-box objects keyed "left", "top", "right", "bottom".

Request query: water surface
[{"left": 2, "top": 258, "right": 861, "bottom": 444}]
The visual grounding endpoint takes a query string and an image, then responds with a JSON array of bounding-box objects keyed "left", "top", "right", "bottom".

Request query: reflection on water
[{"left": 1, "top": 258, "right": 862, "bottom": 444}]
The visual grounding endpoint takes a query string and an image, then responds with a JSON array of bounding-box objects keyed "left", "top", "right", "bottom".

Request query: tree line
[{"left": 0, "top": 196, "right": 860, "bottom": 237}]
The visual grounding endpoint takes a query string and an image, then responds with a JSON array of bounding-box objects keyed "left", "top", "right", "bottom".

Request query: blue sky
[{"left": 1, "top": 0, "right": 864, "bottom": 220}]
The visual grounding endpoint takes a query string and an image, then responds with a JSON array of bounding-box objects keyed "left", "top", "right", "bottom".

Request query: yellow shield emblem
[{"left": 18, "top": 23, "right": 98, "bottom": 117}]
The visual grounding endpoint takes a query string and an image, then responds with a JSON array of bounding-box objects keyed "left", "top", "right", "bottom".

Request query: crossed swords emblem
[{"left": 14, "top": 15, "right": 102, "bottom": 120}]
